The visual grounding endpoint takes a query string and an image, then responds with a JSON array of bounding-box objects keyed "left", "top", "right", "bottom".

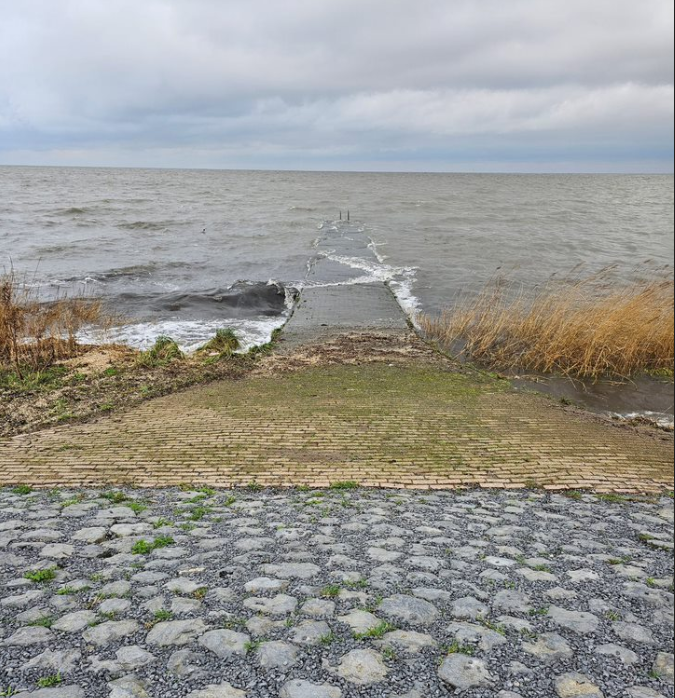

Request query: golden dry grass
[
  {"left": 418, "top": 271, "right": 674, "bottom": 380},
  {"left": 0, "top": 272, "right": 106, "bottom": 376}
]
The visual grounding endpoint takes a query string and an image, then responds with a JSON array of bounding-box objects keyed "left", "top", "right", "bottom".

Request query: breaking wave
[{"left": 110, "top": 282, "right": 296, "bottom": 321}]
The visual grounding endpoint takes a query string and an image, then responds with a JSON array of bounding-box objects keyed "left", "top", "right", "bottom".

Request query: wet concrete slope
[{"left": 282, "top": 221, "right": 410, "bottom": 346}]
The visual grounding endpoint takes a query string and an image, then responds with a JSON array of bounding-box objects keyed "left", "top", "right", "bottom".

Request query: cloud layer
[{"left": 1, "top": 0, "right": 673, "bottom": 171}]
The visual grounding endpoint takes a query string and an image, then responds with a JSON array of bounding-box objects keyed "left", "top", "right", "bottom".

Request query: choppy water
[{"left": 1, "top": 167, "right": 673, "bottom": 417}]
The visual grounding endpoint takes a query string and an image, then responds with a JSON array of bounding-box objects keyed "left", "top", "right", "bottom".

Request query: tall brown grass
[
  {"left": 0, "top": 272, "right": 105, "bottom": 377},
  {"left": 418, "top": 271, "right": 674, "bottom": 380}
]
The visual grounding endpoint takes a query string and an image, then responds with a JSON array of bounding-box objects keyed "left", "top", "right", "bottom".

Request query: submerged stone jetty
[
  {"left": 282, "top": 220, "right": 412, "bottom": 348},
  {"left": 0, "top": 487, "right": 673, "bottom": 697}
]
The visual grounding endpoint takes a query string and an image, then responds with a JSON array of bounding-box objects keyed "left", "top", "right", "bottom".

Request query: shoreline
[
  {"left": 0, "top": 331, "right": 672, "bottom": 495},
  {"left": 1, "top": 327, "right": 674, "bottom": 441},
  {"left": 1, "top": 329, "right": 673, "bottom": 443}
]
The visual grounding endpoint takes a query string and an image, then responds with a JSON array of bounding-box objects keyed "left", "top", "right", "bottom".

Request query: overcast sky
[{"left": 0, "top": 0, "right": 673, "bottom": 172}]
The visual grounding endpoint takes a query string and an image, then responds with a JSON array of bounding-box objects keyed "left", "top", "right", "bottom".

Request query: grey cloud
[{"left": 0, "top": 0, "right": 672, "bottom": 170}]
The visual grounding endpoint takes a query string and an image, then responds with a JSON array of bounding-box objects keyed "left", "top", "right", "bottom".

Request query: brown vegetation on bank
[
  {"left": 0, "top": 272, "right": 269, "bottom": 437},
  {"left": 0, "top": 272, "right": 105, "bottom": 377},
  {"left": 418, "top": 271, "right": 675, "bottom": 380}
]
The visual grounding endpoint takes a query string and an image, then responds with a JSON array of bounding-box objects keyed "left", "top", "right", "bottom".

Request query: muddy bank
[
  {"left": 2, "top": 331, "right": 671, "bottom": 444},
  {"left": 0, "top": 345, "right": 252, "bottom": 438},
  {"left": 0, "top": 333, "right": 445, "bottom": 439}
]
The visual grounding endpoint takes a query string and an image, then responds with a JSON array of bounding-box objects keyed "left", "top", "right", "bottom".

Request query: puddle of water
[{"left": 512, "top": 373, "right": 674, "bottom": 430}]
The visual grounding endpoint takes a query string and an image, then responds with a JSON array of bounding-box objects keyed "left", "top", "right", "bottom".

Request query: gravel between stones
[{"left": 0, "top": 487, "right": 673, "bottom": 698}]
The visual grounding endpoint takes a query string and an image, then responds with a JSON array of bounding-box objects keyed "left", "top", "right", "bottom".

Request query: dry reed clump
[
  {"left": 0, "top": 273, "right": 105, "bottom": 377},
  {"left": 418, "top": 271, "right": 674, "bottom": 380}
]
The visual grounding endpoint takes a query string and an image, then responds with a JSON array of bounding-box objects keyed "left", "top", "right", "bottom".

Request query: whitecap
[
  {"left": 612, "top": 411, "right": 674, "bottom": 431},
  {"left": 79, "top": 316, "right": 287, "bottom": 354}
]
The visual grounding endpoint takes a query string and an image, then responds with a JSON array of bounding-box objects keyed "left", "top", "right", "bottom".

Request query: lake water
[{"left": 1, "top": 167, "right": 672, "bottom": 419}]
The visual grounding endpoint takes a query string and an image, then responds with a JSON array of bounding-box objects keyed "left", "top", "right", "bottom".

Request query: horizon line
[{"left": 0, "top": 163, "right": 673, "bottom": 176}]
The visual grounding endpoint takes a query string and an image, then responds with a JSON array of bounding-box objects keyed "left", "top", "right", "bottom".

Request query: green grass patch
[
  {"left": 29, "top": 616, "right": 54, "bottom": 628},
  {"left": 127, "top": 501, "right": 148, "bottom": 514},
  {"left": 320, "top": 585, "right": 342, "bottom": 599},
  {"left": 645, "top": 367, "right": 674, "bottom": 380},
  {"left": 198, "top": 329, "right": 241, "bottom": 358},
  {"left": 60, "top": 495, "right": 85, "bottom": 508},
  {"left": 102, "top": 490, "right": 128, "bottom": 504},
  {"left": 0, "top": 365, "right": 69, "bottom": 393},
  {"left": 138, "top": 336, "right": 184, "bottom": 368},
  {"left": 444, "top": 641, "right": 476, "bottom": 656},
  {"left": 247, "top": 328, "right": 283, "bottom": 357},
  {"left": 596, "top": 493, "right": 628, "bottom": 504},
  {"left": 153, "top": 518, "right": 173, "bottom": 529},
  {"left": 480, "top": 620, "right": 507, "bottom": 636},
  {"left": 344, "top": 580, "right": 369, "bottom": 590},
  {"left": 354, "top": 621, "right": 396, "bottom": 640},
  {"left": 56, "top": 586, "right": 84, "bottom": 596},
  {"left": 24, "top": 568, "right": 57, "bottom": 584},
  {"left": 188, "top": 506, "right": 212, "bottom": 521},
  {"left": 132, "top": 536, "right": 175, "bottom": 555},
  {"left": 319, "top": 631, "right": 336, "bottom": 646},
  {"left": 330, "top": 481, "right": 360, "bottom": 491},
  {"left": 531, "top": 564, "right": 553, "bottom": 573},
  {"left": 529, "top": 606, "right": 550, "bottom": 618},
  {"left": 37, "top": 674, "right": 62, "bottom": 689}
]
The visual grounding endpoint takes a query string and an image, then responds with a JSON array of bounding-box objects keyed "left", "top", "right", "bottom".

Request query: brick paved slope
[{"left": 0, "top": 359, "right": 672, "bottom": 492}]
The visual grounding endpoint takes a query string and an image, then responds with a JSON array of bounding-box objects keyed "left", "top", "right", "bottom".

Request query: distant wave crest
[{"left": 117, "top": 221, "right": 174, "bottom": 231}]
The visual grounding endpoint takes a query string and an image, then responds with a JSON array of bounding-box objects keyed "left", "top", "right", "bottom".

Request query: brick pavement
[{"left": 0, "top": 361, "right": 672, "bottom": 492}]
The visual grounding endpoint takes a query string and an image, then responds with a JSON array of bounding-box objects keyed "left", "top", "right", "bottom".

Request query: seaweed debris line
[{"left": 282, "top": 220, "right": 411, "bottom": 347}]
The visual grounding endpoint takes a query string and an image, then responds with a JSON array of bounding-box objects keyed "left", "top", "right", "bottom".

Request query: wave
[
  {"left": 322, "top": 252, "right": 420, "bottom": 316},
  {"left": 111, "top": 281, "right": 297, "bottom": 321},
  {"left": 52, "top": 206, "right": 88, "bottom": 216},
  {"left": 117, "top": 221, "right": 176, "bottom": 231},
  {"left": 96, "top": 264, "right": 168, "bottom": 281},
  {"left": 49, "top": 263, "right": 192, "bottom": 287},
  {"left": 613, "top": 411, "right": 674, "bottom": 432},
  {"left": 80, "top": 317, "right": 286, "bottom": 354},
  {"left": 79, "top": 281, "right": 298, "bottom": 353}
]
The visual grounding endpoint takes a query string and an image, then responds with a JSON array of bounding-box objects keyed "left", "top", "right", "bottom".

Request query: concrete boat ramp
[{"left": 282, "top": 221, "right": 410, "bottom": 347}]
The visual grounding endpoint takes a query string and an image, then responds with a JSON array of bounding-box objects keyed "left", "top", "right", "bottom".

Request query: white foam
[
  {"left": 324, "top": 253, "right": 421, "bottom": 318},
  {"left": 390, "top": 276, "right": 422, "bottom": 320},
  {"left": 306, "top": 275, "right": 380, "bottom": 289},
  {"left": 613, "top": 411, "right": 674, "bottom": 431},
  {"left": 79, "top": 316, "right": 287, "bottom": 354},
  {"left": 367, "top": 237, "right": 389, "bottom": 263}
]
